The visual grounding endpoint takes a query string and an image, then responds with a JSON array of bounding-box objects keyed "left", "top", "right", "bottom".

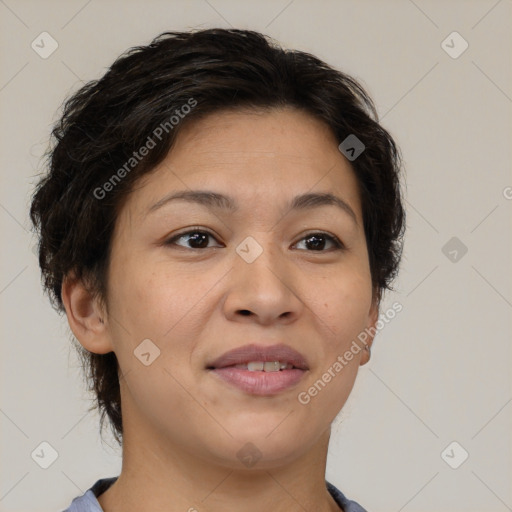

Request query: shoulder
[
  {"left": 61, "top": 477, "right": 365, "bottom": 512},
  {"left": 326, "top": 481, "right": 368, "bottom": 512},
  {"left": 60, "top": 477, "right": 118, "bottom": 512}
]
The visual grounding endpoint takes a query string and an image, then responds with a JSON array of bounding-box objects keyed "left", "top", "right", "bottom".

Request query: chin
[{"left": 199, "top": 424, "right": 318, "bottom": 469}]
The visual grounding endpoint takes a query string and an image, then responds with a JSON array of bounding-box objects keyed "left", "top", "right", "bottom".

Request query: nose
[{"left": 222, "top": 234, "right": 304, "bottom": 326}]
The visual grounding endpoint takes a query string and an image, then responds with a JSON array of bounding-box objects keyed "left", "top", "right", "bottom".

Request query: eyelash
[{"left": 164, "top": 227, "right": 345, "bottom": 252}]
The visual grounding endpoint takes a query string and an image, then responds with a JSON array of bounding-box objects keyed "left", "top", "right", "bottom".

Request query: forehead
[
  {"left": 173, "top": 107, "right": 337, "bottom": 156},
  {"left": 125, "top": 107, "right": 362, "bottom": 222}
]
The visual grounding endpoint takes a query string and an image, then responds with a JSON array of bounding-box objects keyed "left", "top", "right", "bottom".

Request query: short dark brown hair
[{"left": 29, "top": 28, "right": 405, "bottom": 446}]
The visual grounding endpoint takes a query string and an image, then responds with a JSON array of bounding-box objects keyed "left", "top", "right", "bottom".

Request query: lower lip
[{"left": 210, "top": 367, "right": 306, "bottom": 396}]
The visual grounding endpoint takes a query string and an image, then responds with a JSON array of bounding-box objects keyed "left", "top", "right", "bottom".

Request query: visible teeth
[
  {"left": 241, "top": 361, "right": 293, "bottom": 372},
  {"left": 263, "top": 361, "right": 280, "bottom": 372},
  {"left": 247, "top": 361, "right": 264, "bottom": 371}
]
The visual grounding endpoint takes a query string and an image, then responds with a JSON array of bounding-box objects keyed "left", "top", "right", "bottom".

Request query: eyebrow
[{"left": 146, "top": 189, "right": 357, "bottom": 224}]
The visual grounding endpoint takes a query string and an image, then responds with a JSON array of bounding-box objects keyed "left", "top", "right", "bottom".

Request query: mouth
[
  {"left": 206, "top": 343, "right": 309, "bottom": 396},
  {"left": 206, "top": 343, "right": 309, "bottom": 370}
]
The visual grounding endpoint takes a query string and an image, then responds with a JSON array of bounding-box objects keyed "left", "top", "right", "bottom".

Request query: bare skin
[{"left": 62, "top": 107, "right": 378, "bottom": 512}]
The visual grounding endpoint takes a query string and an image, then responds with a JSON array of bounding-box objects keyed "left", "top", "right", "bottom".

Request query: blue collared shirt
[{"left": 61, "top": 477, "right": 367, "bottom": 511}]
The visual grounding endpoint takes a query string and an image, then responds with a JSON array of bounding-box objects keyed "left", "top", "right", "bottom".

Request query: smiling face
[{"left": 81, "top": 107, "right": 379, "bottom": 469}]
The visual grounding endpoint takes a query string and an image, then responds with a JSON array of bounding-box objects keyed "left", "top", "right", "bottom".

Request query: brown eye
[
  {"left": 294, "top": 232, "right": 344, "bottom": 252},
  {"left": 165, "top": 229, "right": 344, "bottom": 252},
  {"left": 165, "top": 229, "right": 221, "bottom": 250}
]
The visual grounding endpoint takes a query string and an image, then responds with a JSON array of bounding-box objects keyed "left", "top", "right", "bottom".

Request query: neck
[{"left": 98, "top": 423, "right": 341, "bottom": 512}]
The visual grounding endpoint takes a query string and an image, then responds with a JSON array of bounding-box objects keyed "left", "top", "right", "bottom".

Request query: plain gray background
[{"left": 1, "top": 1, "right": 511, "bottom": 511}]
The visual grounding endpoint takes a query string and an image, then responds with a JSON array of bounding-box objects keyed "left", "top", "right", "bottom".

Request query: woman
[{"left": 30, "top": 28, "right": 405, "bottom": 512}]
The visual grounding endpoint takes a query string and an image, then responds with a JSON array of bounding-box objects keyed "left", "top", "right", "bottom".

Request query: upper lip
[{"left": 207, "top": 343, "right": 309, "bottom": 370}]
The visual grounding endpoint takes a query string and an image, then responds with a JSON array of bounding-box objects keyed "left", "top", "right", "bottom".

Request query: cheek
[
  {"left": 119, "top": 359, "right": 212, "bottom": 454},
  {"left": 109, "top": 251, "right": 178, "bottom": 327},
  {"left": 297, "top": 359, "right": 360, "bottom": 432},
  {"left": 107, "top": 258, "right": 221, "bottom": 372},
  {"left": 105, "top": 253, "right": 173, "bottom": 364},
  {"left": 298, "top": 275, "right": 370, "bottom": 420},
  {"left": 315, "top": 265, "right": 373, "bottom": 342},
  {"left": 108, "top": 264, "right": 202, "bottom": 417}
]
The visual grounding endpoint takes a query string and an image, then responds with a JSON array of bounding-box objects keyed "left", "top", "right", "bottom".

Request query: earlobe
[
  {"left": 61, "top": 274, "right": 114, "bottom": 354},
  {"left": 359, "top": 296, "right": 379, "bottom": 366}
]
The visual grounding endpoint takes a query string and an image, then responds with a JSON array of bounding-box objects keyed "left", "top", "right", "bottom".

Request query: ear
[
  {"left": 359, "top": 294, "right": 379, "bottom": 366},
  {"left": 61, "top": 273, "right": 114, "bottom": 354}
]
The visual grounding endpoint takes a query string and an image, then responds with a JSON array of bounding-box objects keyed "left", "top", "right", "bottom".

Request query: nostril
[{"left": 239, "top": 310, "right": 251, "bottom": 316}]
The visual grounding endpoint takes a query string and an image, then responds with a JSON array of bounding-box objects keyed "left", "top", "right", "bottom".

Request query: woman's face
[{"left": 102, "top": 107, "right": 378, "bottom": 468}]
